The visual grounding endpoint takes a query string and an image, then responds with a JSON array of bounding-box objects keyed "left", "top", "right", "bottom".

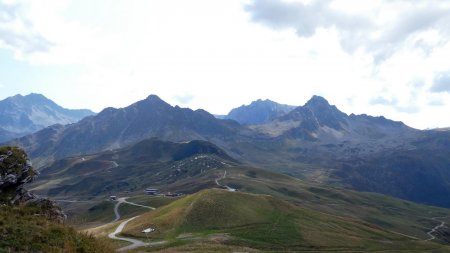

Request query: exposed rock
[
  {"left": 0, "top": 174, "right": 18, "bottom": 187},
  {"left": 0, "top": 147, "right": 36, "bottom": 192},
  {"left": 0, "top": 146, "right": 66, "bottom": 222},
  {"left": 26, "top": 198, "right": 67, "bottom": 223},
  {"left": 224, "top": 99, "right": 296, "bottom": 125}
]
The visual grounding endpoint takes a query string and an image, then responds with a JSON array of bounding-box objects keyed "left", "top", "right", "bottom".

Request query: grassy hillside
[
  {"left": 37, "top": 150, "right": 450, "bottom": 242},
  {"left": 28, "top": 139, "right": 450, "bottom": 245},
  {"left": 219, "top": 166, "right": 450, "bottom": 241},
  {"left": 122, "top": 189, "right": 449, "bottom": 252},
  {"left": 0, "top": 203, "right": 112, "bottom": 253},
  {"left": 61, "top": 197, "right": 177, "bottom": 229},
  {"left": 0, "top": 145, "right": 111, "bottom": 252},
  {"left": 126, "top": 195, "right": 182, "bottom": 208},
  {"left": 31, "top": 139, "right": 236, "bottom": 198},
  {"left": 152, "top": 165, "right": 450, "bottom": 242},
  {"left": 59, "top": 200, "right": 116, "bottom": 228}
]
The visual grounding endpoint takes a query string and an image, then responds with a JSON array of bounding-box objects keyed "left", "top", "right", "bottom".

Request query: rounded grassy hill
[{"left": 122, "top": 189, "right": 448, "bottom": 252}]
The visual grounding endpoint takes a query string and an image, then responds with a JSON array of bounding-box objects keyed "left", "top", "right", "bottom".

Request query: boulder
[{"left": 0, "top": 146, "right": 66, "bottom": 222}]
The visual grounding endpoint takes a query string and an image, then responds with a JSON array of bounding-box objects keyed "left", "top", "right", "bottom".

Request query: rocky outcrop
[
  {"left": 0, "top": 150, "right": 35, "bottom": 188},
  {"left": 0, "top": 146, "right": 66, "bottom": 222}
]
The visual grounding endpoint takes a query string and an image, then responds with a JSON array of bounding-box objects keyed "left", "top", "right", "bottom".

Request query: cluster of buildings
[
  {"left": 144, "top": 188, "right": 183, "bottom": 197},
  {"left": 109, "top": 188, "right": 183, "bottom": 201}
]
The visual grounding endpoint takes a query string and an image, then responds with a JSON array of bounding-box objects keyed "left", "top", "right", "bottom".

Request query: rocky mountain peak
[
  {"left": 277, "top": 95, "right": 348, "bottom": 134},
  {"left": 303, "top": 95, "right": 347, "bottom": 118},
  {"left": 6, "top": 93, "right": 54, "bottom": 105},
  {"left": 145, "top": 94, "right": 163, "bottom": 101},
  {"left": 140, "top": 94, "right": 172, "bottom": 109},
  {"left": 304, "top": 95, "right": 331, "bottom": 108},
  {"left": 104, "top": 94, "right": 174, "bottom": 116},
  {"left": 25, "top": 93, "right": 48, "bottom": 100},
  {"left": 252, "top": 98, "right": 272, "bottom": 105},
  {"left": 225, "top": 99, "right": 296, "bottom": 125}
]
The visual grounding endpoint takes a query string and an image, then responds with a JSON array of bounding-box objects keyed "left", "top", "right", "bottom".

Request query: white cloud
[
  {"left": 1, "top": 0, "right": 450, "bottom": 129},
  {"left": 431, "top": 72, "right": 450, "bottom": 93},
  {"left": 245, "top": 0, "right": 450, "bottom": 62},
  {"left": 173, "top": 94, "right": 195, "bottom": 106},
  {"left": 0, "top": 2, "right": 52, "bottom": 56}
]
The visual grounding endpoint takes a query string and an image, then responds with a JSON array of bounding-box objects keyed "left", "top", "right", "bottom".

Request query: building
[
  {"left": 165, "top": 192, "right": 183, "bottom": 197},
  {"left": 142, "top": 228, "right": 155, "bottom": 233},
  {"left": 144, "top": 188, "right": 158, "bottom": 195}
]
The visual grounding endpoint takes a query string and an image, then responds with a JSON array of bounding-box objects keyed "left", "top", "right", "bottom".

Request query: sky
[{"left": 1, "top": 0, "right": 450, "bottom": 129}]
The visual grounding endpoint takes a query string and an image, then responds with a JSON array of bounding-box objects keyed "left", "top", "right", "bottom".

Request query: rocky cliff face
[{"left": 0, "top": 146, "right": 66, "bottom": 222}]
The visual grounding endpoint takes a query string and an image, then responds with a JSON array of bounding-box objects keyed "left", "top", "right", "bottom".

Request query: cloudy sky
[{"left": 1, "top": 0, "right": 450, "bottom": 129}]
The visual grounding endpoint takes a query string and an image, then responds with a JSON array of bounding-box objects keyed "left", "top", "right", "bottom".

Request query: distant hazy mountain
[
  {"left": 0, "top": 127, "right": 16, "bottom": 143},
  {"left": 0, "top": 93, "right": 94, "bottom": 142},
  {"left": 7, "top": 95, "right": 251, "bottom": 167},
  {"left": 224, "top": 99, "right": 296, "bottom": 125}
]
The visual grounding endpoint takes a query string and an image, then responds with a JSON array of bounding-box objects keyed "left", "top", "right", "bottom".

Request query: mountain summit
[
  {"left": 224, "top": 99, "right": 296, "bottom": 125},
  {"left": 284, "top": 95, "right": 348, "bottom": 131},
  {"left": 304, "top": 95, "right": 331, "bottom": 107},
  {"left": 252, "top": 95, "right": 411, "bottom": 140},
  {"left": 142, "top": 94, "right": 171, "bottom": 107},
  {"left": 0, "top": 93, "right": 94, "bottom": 142}
]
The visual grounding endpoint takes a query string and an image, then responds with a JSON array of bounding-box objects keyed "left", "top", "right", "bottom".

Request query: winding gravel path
[
  {"left": 215, "top": 170, "right": 236, "bottom": 192},
  {"left": 108, "top": 217, "right": 149, "bottom": 251},
  {"left": 108, "top": 197, "right": 162, "bottom": 251},
  {"left": 426, "top": 217, "right": 448, "bottom": 241},
  {"left": 122, "top": 198, "right": 155, "bottom": 210}
]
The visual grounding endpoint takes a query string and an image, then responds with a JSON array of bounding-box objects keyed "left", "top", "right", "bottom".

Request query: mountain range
[
  {"left": 4, "top": 94, "right": 450, "bottom": 208},
  {"left": 0, "top": 93, "right": 94, "bottom": 142},
  {"left": 6, "top": 95, "right": 253, "bottom": 167}
]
